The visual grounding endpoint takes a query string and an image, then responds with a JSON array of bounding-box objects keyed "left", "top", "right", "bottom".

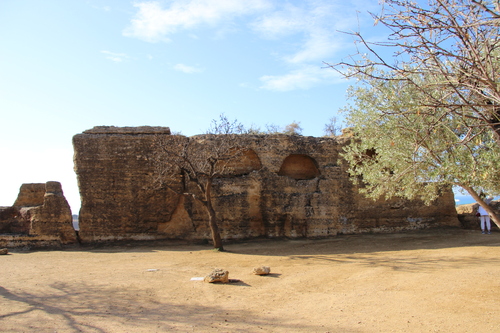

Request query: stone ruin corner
[{"left": 0, "top": 181, "right": 77, "bottom": 248}]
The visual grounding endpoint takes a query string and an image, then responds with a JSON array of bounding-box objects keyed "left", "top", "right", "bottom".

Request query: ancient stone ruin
[
  {"left": 72, "top": 126, "right": 460, "bottom": 244},
  {"left": 0, "top": 181, "right": 77, "bottom": 247}
]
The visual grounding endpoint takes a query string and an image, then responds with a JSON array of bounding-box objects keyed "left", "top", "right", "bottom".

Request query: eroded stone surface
[
  {"left": 0, "top": 182, "right": 77, "bottom": 247},
  {"left": 83, "top": 126, "right": 171, "bottom": 135},
  {"left": 73, "top": 127, "right": 460, "bottom": 243},
  {"left": 13, "top": 183, "right": 45, "bottom": 207},
  {"left": 0, "top": 206, "right": 28, "bottom": 234}
]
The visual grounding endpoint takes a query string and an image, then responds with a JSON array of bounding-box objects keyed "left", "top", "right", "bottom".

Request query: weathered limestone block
[
  {"left": 253, "top": 266, "right": 271, "bottom": 275},
  {"left": 28, "top": 182, "right": 77, "bottom": 243},
  {"left": 83, "top": 126, "right": 171, "bottom": 135},
  {"left": 72, "top": 127, "right": 461, "bottom": 243},
  {"left": 204, "top": 268, "right": 229, "bottom": 283},
  {"left": 0, "top": 248, "right": 8, "bottom": 255},
  {"left": 0, "top": 182, "right": 77, "bottom": 246},
  {"left": 73, "top": 127, "right": 181, "bottom": 242},
  {"left": 0, "top": 206, "right": 28, "bottom": 234},
  {"left": 13, "top": 183, "right": 46, "bottom": 207},
  {"left": 345, "top": 186, "right": 459, "bottom": 234}
]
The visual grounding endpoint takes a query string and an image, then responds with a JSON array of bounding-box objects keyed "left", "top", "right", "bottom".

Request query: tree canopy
[
  {"left": 329, "top": 0, "right": 500, "bottom": 226},
  {"left": 341, "top": 71, "right": 500, "bottom": 204}
]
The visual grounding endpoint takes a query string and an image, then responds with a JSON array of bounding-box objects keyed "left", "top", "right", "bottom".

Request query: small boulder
[
  {"left": 253, "top": 266, "right": 271, "bottom": 275},
  {"left": 0, "top": 248, "right": 9, "bottom": 255},
  {"left": 204, "top": 268, "right": 229, "bottom": 283}
]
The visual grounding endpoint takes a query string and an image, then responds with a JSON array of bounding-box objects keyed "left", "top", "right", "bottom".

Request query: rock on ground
[{"left": 204, "top": 268, "right": 229, "bottom": 283}]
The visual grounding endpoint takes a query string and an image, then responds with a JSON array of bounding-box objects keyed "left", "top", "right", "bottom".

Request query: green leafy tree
[
  {"left": 341, "top": 71, "right": 500, "bottom": 227},
  {"left": 328, "top": 0, "right": 500, "bottom": 219}
]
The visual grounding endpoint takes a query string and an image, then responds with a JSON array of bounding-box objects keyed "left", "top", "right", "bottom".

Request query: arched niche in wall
[
  {"left": 278, "top": 154, "right": 320, "bottom": 180},
  {"left": 219, "top": 148, "right": 262, "bottom": 177}
]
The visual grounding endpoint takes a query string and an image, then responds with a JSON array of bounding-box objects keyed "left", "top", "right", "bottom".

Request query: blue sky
[{"left": 0, "top": 0, "right": 473, "bottom": 212}]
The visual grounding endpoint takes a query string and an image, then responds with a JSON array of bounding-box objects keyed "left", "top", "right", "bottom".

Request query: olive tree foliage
[
  {"left": 327, "top": 0, "right": 500, "bottom": 222},
  {"left": 151, "top": 115, "right": 246, "bottom": 250},
  {"left": 341, "top": 72, "right": 500, "bottom": 227}
]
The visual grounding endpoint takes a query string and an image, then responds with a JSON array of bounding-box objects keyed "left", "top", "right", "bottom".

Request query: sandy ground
[{"left": 1, "top": 229, "right": 500, "bottom": 333}]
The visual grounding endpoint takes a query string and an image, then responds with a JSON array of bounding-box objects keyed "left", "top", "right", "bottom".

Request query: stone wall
[
  {"left": 72, "top": 126, "right": 460, "bottom": 243},
  {"left": 0, "top": 181, "right": 77, "bottom": 248}
]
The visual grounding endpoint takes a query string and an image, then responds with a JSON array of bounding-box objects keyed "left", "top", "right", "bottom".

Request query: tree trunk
[
  {"left": 462, "top": 186, "right": 500, "bottom": 229},
  {"left": 205, "top": 179, "right": 224, "bottom": 250}
]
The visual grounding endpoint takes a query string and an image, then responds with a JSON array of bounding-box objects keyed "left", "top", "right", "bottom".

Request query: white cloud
[
  {"left": 253, "top": 1, "right": 375, "bottom": 90},
  {"left": 101, "top": 50, "right": 129, "bottom": 63},
  {"left": 123, "top": 0, "right": 272, "bottom": 42},
  {"left": 259, "top": 65, "right": 341, "bottom": 92},
  {"left": 250, "top": 3, "right": 304, "bottom": 38},
  {"left": 123, "top": 0, "right": 378, "bottom": 91},
  {"left": 251, "top": 2, "right": 354, "bottom": 64},
  {"left": 286, "top": 31, "right": 343, "bottom": 64},
  {"left": 173, "top": 63, "right": 204, "bottom": 74}
]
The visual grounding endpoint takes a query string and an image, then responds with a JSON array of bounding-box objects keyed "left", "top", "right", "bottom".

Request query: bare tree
[
  {"left": 324, "top": 117, "right": 343, "bottom": 137},
  {"left": 265, "top": 123, "right": 282, "bottom": 134},
  {"left": 283, "top": 121, "right": 303, "bottom": 135},
  {"left": 151, "top": 115, "right": 246, "bottom": 250},
  {"left": 244, "top": 124, "right": 266, "bottom": 135}
]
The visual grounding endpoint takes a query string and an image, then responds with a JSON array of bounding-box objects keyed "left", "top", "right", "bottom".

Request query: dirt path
[{"left": 1, "top": 229, "right": 500, "bottom": 332}]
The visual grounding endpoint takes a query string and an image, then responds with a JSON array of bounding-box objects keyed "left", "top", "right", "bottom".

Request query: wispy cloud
[
  {"left": 253, "top": 1, "right": 357, "bottom": 91},
  {"left": 101, "top": 50, "right": 129, "bottom": 63},
  {"left": 259, "top": 65, "right": 341, "bottom": 92},
  {"left": 88, "top": 3, "right": 112, "bottom": 12},
  {"left": 123, "top": 0, "right": 272, "bottom": 42},
  {"left": 123, "top": 0, "right": 377, "bottom": 90},
  {"left": 173, "top": 63, "right": 204, "bottom": 74},
  {"left": 251, "top": 2, "right": 359, "bottom": 64}
]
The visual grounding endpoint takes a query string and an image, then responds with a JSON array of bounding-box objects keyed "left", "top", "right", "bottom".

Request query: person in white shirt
[{"left": 478, "top": 197, "right": 493, "bottom": 234}]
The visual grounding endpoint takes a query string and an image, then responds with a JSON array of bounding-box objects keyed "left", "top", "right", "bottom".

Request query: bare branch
[{"left": 150, "top": 114, "right": 250, "bottom": 250}]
